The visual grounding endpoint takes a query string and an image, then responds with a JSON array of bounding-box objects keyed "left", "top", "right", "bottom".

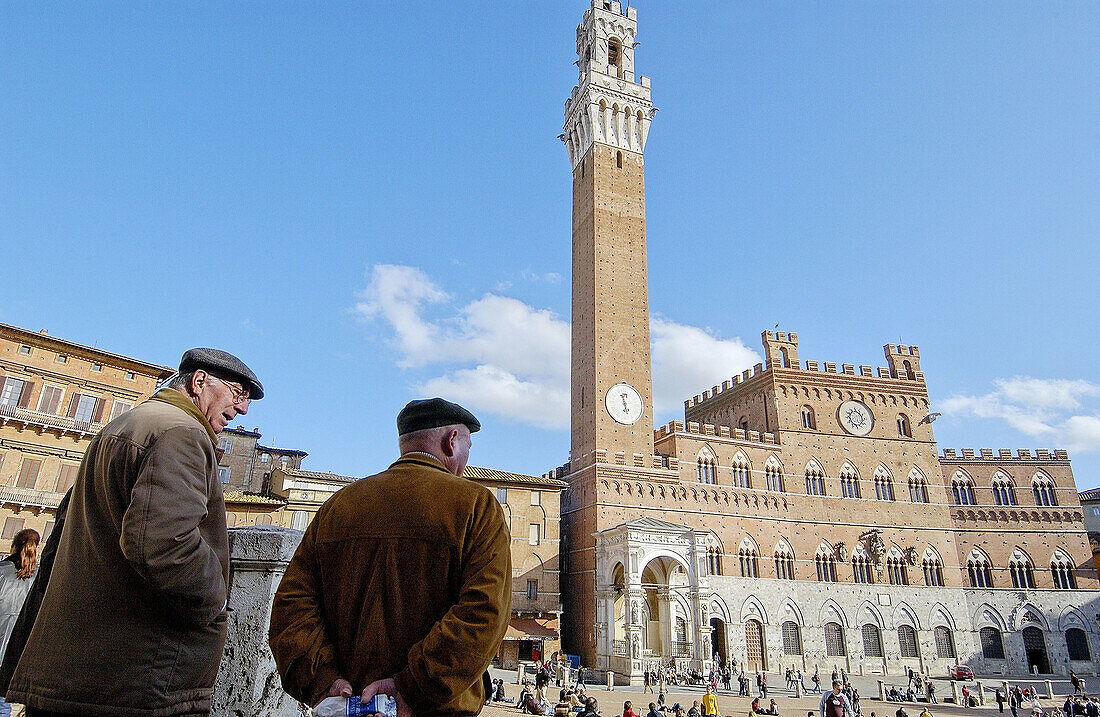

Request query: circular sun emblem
[{"left": 838, "top": 400, "right": 874, "bottom": 436}]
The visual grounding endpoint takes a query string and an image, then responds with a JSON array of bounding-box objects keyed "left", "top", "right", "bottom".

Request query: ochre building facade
[
  {"left": 554, "top": 1, "right": 1100, "bottom": 684},
  {"left": 0, "top": 323, "right": 171, "bottom": 541}
]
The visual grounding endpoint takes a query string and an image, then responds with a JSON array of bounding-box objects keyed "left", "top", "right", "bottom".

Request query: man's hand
[
  {"left": 316, "top": 678, "right": 353, "bottom": 707},
  {"left": 361, "top": 677, "right": 412, "bottom": 717}
]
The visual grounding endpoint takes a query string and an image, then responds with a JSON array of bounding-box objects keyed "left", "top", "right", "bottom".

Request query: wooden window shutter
[
  {"left": 17, "top": 381, "right": 35, "bottom": 408},
  {"left": 17, "top": 458, "right": 42, "bottom": 489},
  {"left": 93, "top": 397, "right": 105, "bottom": 423},
  {"left": 0, "top": 377, "right": 6, "bottom": 396},
  {"left": 67, "top": 393, "right": 80, "bottom": 418},
  {"left": 56, "top": 464, "right": 78, "bottom": 493}
]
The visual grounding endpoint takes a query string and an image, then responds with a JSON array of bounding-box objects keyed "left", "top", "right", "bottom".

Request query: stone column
[
  {"left": 1046, "top": 680, "right": 1054, "bottom": 699},
  {"left": 658, "top": 587, "right": 672, "bottom": 660},
  {"left": 211, "top": 526, "right": 304, "bottom": 717},
  {"left": 878, "top": 680, "right": 887, "bottom": 701}
]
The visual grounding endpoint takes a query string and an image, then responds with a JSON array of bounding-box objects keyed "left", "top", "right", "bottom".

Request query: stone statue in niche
[
  {"left": 867, "top": 532, "right": 886, "bottom": 564},
  {"left": 632, "top": 634, "right": 641, "bottom": 659}
]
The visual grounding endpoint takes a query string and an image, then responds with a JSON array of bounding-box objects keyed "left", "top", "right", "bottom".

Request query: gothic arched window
[
  {"left": 815, "top": 545, "right": 837, "bottom": 583},
  {"left": 805, "top": 460, "right": 826, "bottom": 496},
  {"left": 1066, "top": 628, "right": 1091, "bottom": 661},
  {"left": 897, "top": 413, "right": 912, "bottom": 438},
  {"left": 782, "top": 621, "right": 803, "bottom": 655},
  {"left": 732, "top": 453, "right": 751, "bottom": 489},
  {"left": 898, "top": 625, "right": 918, "bottom": 658},
  {"left": 824, "top": 622, "right": 846, "bottom": 656},
  {"left": 1009, "top": 550, "right": 1035, "bottom": 589},
  {"left": 874, "top": 467, "right": 895, "bottom": 501},
  {"left": 774, "top": 542, "right": 795, "bottom": 580},
  {"left": 922, "top": 549, "right": 944, "bottom": 587},
  {"left": 934, "top": 626, "right": 956, "bottom": 658},
  {"left": 697, "top": 448, "right": 716, "bottom": 485},
  {"left": 908, "top": 469, "right": 929, "bottom": 503},
  {"left": 1051, "top": 551, "right": 1077, "bottom": 590},
  {"left": 992, "top": 473, "right": 1017, "bottom": 506},
  {"left": 887, "top": 550, "right": 909, "bottom": 585},
  {"left": 862, "top": 624, "right": 884, "bottom": 658},
  {"left": 952, "top": 472, "right": 975, "bottom": 505},
  {"left": 852, "top": 547, "right": 873, "bottom": 584},
  {"left": 980, "top": 627, "right": 1005, "bottom": 659},
  {"left": 967, "top": 550, "right": 994, "bottom": 588},
  {"left": 840, "top": 463, "right": 860, "bottom": 498},
  {"left": 1033, "top": 473, "right": 1057, "bottom": 506},
  {"left": 765, "top": 457, "right": 785, "bottom": 493}
]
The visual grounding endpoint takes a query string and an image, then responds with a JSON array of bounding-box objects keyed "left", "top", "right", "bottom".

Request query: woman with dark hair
[
  {"left": 0, "top": 529, "right": 40, "bottom": 651},
  {"left": 0, "top": 527, "right": 39, "bottom": 713}
]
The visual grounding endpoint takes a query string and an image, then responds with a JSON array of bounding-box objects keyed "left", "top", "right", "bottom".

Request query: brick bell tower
[
  {"left": 564, "top": 0, "right": 656, "bottom": 470},
  {"left": 560, "top": 0, "right": 659, "bottom": 667}
]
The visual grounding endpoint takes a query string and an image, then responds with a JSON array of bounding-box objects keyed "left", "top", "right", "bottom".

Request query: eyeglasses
[{"left": 207, "top": 374, "right": 250, "bottom": 404}]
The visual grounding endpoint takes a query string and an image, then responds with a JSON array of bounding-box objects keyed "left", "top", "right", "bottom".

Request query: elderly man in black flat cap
[
  {"left": 270, "top": 397, "right": 512, "bottom": 717},
  {"left": 5, "top": 349, "right": 262, "bottom": 717}
]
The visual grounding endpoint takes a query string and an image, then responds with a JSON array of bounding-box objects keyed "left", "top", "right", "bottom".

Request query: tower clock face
[
  {"left": 838, "top": 400, "right": 874, "bottom": 436},
  {"left": 605, "top": 383, "right": 644, "bottom": 425}
]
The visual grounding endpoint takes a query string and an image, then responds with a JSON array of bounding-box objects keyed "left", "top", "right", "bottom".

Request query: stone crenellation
[
  {"left": 655, "top": 419, "right": 780, "bottom": 446},
  {"left": 941, "top": 448, "right": 1070, "bottom": 461},
  {"left": 686, "top": 342, "right": 929, "bottom": 411}
]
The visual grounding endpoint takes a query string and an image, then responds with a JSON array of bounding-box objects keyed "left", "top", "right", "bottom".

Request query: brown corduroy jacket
[
  {"left": 269, "top": 453, "right": 511, "bottom": 716},
  {"left": 7, "top": 389, "right": 229, "bottom": 716}
]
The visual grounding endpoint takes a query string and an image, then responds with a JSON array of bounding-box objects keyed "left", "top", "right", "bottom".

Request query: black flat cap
[
  {"left": 179, "top": 348, "right": 264, "bottom": 400},
  {"left": 397, "top": 397, "right": 480, "bottom": 436}
]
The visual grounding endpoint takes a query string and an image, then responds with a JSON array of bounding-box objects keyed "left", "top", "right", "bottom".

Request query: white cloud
[
  {"left": 651, "top": 316, "right": 760, "bottom": 419},
  {"left": 352, "top": 265, "right": 449, "bottom": 366},
  {"left": 419, "top": 366, "right": 569, "bottom": 431},
  {"left": 941, "top": 376, "right": 1100, "bottom": 453},
  {"left": 354, "top": 265, "right": 760, "bottom": 431}
]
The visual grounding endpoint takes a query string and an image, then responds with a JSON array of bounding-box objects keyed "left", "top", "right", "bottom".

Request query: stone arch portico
[{"left": 595, "top": 517, "right": 714, "bottom": 682}]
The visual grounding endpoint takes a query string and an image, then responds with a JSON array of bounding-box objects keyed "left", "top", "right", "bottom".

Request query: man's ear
[
  {"left": 441, "top": 428, "right": 458, "bottom": 457},
  {"left": 189, "top": 370, "right": 208, "bottom": 396}
]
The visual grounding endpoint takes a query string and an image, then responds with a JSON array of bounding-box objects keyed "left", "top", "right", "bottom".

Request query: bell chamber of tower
[
  {"left": 563, "top": 1, "right": 655, "bottom": 168},
  {"left": 566, "top": 0, "right": 659, "bottom": 471}
]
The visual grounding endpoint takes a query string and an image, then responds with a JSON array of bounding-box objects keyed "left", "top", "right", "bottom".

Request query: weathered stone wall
[{"left": 212, "top": 526, "right": 304, "bottom": 717}]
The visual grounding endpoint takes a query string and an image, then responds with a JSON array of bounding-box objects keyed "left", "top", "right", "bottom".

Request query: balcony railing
[
  {"left": 0, "top": 486, "right": 63, "bottom": 510},
  {"left": 0, "top": 403, "right": 101, "bottom": 436}
]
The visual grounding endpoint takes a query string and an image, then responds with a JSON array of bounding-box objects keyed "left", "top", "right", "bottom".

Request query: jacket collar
[
  {"left": 392, "top": 452, "right": 453, "bottom": 474},
  {"left": 147, "top": 388, "right": 217, "bottom": 444}
]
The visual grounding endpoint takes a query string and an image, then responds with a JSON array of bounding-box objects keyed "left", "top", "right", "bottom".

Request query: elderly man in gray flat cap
[
  {"left": 270, "top": 397, "right": 511, "bottom": 717},
  {"left": 6, "top": 348, "right": 262, "bottom": 717}
]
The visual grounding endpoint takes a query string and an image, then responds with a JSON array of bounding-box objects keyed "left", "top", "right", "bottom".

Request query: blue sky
[{"left": 2, "top": 2, "right": 1098, "bottom": 487}]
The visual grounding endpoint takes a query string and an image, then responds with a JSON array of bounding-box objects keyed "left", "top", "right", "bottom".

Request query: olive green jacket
[
  {"left": 269, "top": 453, "right": 511, "bottom": 716},
  {"left": 7, "top": 389, "right": 229, "bottom": 716}
]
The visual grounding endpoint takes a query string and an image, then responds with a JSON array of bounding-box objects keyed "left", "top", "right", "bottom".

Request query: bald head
[{"left": 399, "top": 423, "right": 472, "bottom": 476}]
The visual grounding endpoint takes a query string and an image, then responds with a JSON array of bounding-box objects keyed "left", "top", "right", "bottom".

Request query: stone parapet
[
  {"left": 212, "top": 526, "right": 304, "bottom": 717},
  {"left": 941, "top": 448, "right": 1070, "bottom": 462}
]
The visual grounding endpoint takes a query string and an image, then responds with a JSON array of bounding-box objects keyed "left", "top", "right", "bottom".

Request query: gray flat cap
[
  {"left": 397, "top": 397, "right": 480, "bottom": 436},
  {"left": 179, "top": 348, "right": 264, "bottom": 400}
]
